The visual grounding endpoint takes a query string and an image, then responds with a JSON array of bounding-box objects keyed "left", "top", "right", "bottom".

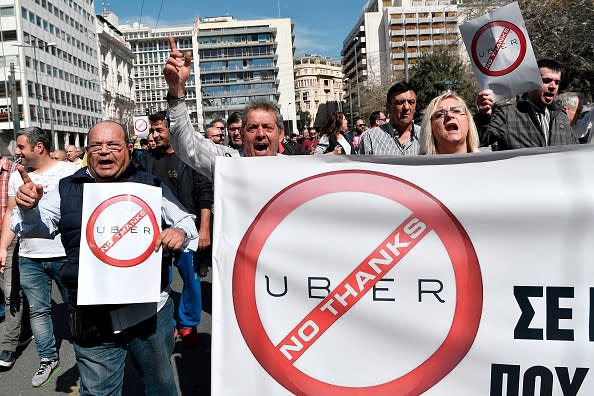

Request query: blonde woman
[{"left": 420, "top": 93, "right": 480, "bottom": 154}]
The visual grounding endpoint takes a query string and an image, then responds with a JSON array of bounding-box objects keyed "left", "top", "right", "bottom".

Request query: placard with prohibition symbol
[
  {"left": 231, "top": 170, "right": 483, "bottom": 395},
  {"left": 459, "top": 2, "right": 542, "bottom": 102},
  {"left": 78, "top": 182, "right": 162, "bottom": 305},
  {"left": 133, "top": 115, "right": 150, "bottom": 138}
]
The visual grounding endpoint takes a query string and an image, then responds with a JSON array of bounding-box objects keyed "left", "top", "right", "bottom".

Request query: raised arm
[{"left": 163, "top": 36, "right": 238, "bottom": 182}]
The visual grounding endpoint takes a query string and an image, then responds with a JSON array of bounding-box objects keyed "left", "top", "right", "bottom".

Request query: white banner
[
  {"left": 78, "top": 183, "right": 162, "bottom": 305},
  {"left": 212, "top": 146, "right": 594, "bottom": 395},
  {"left": 459, "top": 2, "right": 542, "bottom": 101},
  {"left": 133, "top": 115, "right": 150, "bottom": 138}
]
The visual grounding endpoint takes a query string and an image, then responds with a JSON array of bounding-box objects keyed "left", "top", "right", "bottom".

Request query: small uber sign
[
  {"left": 133, "top": 115, "right": 150, "bottom": 138},
  {"left": 459, "top": 2, "right": 542, "bottom": 101},
  {"left": 78, "top": 183, "right": 162, "bottom": 305}
]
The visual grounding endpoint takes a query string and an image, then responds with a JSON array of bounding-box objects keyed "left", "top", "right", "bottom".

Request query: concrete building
[
  {"left": 0, "top": 0, "right": 102, "bottom": 153},
  {"left": 341, "top": 0, "right": 461, "bottom": 118},
  {"left": 96, "top": 12, "right": 135, "bottom": 129},
  {"left": 118, "top": 22, "right": 199, "bottom": 127},
  {"left": 119, "top": 15, "right": 297, "bottom": 133},
  {"left": 197, "top": 16, "right": 296, "bottom": 133},
  {"left": 294, "top": 54, "right": 344, "bottom": 129}
]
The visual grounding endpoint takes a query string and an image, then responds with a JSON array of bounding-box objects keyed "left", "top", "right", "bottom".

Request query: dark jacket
[
  {"left": 58, "top": 164, "right": 165, "bottom": 305},
  {"left": 475, "top": 96, "right": 577, "bottom": 150},
  {"left": 326, "top": 132, "right": 354, "bottom": 155},
  {"left": 135, "top": 151, "right": 213, "bottom": 216}
]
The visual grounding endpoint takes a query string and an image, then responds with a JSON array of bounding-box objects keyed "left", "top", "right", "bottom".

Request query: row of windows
[
  {"left": 201, "top": 58, "right": 275, "bottom": 71},
  {"left": 25, "top": 56, "right": 98, "bottom": 91},
  {"left": 131, "top": 38, "right": 192, "bottom": 53},
  {"left": 27, "top": 80, "right": 100, "bottom": 113},
  {"left": 201, "top": 70, "right": 276, "bottom": 85},
  {"left": 202, "top": 94, "right": 277, "bottom": 108},
  {"left": 21, "top": 32, "right": 98, "bottom": 76},
  {"left": 34, "top": 0, "right": 94, "bottom": 24},
  {"left": 200, "top": 45, "right": 274, "bottom": 59},
  {"left": 202, "top": 82, "right": 276, "bottom": 97},
  {"left": 22, "top": 6, "right": 96, "bottom": 58},
  {"left": 198, "top": 33, "right": 273, "bottom": 46}
]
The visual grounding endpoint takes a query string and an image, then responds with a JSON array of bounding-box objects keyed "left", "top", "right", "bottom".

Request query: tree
[
  {"left": 518, "top": 0, "right": 594, "bottom": 101},
  {"left": 408, "top": 50, "right": 478, "bottom": 111},
  {"left": 296, "top": 110, "right": 312, "bottom": 131}
]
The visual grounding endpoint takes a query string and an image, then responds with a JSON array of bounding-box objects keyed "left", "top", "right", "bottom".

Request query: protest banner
[
  {"left": 459, "top": 2, "right": 543, "bottom": 102},
  {"left": 133, "top": 115, "right": 150, "bottom": 138},
  {"left": 78, "top": 182, "right": 162, "bottom": 305},
  {"left": 212, "top": 147, "right": 594, "bottom": 395}
]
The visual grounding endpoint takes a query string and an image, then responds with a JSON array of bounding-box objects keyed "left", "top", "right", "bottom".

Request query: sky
[{"left": 96, "top": 0, "right": 369, "bottom": 59}]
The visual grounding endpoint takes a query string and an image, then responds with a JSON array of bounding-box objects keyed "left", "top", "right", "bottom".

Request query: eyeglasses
[
  {"left": 87, "top": 142, "right": 125, "bottom": 153},
  {"left": 431, "top": 106, "right": 467, "bottom": 120},
  {"left": 355, "top": 123, "right": 366, "bottom": 128},
  {"left": 228, "top": 127, "right": 241, "bottom": 133}
]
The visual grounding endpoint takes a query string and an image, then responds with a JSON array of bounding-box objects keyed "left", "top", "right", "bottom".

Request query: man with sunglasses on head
[
  {"left": 475, "top": 59, "right": 577, "bottom": 150},
  {"left": 359, "top": 81, "right": 420, "bottom": 155}
]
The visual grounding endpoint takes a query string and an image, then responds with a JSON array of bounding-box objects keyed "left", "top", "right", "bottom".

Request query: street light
[
  {"left": 344, "top": 77, "right": 353, "bottom": 128},
  {"left": 13, "top": 41, "right": 57, "bottom": 130},
  {"left": 353, "top": 37, "right": 361, "bottom": 116}
]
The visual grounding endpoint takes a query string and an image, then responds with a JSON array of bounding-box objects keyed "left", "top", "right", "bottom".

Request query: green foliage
[
  {"left": 408, "top": 49, "right": 477, "bottom": 111},
  {"left": 518, "top": 0, "right": 594, "bottom": 101},
  {"left": 296, "top": 110, "right": 312, "bottom": 131}
]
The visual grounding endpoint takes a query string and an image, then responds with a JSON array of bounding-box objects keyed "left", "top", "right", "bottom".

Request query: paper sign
[
  {"left": 133, "top": 116, "right": 150, "bottom": 138},
  {"left": 459, "top": 2, "right": 542, "bottom": 101},
  {"left": 78, "top": 182, "right": 162, "bottom": 305}
]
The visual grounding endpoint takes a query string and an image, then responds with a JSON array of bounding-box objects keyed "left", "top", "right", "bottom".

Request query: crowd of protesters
[{"left": 0, "top": 33, "right": 588, "bottom": 395}]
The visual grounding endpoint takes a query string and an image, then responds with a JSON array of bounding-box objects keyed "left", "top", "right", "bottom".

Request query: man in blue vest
[{"left": 11, "top": 120, "right": 197, "bottom": 396}]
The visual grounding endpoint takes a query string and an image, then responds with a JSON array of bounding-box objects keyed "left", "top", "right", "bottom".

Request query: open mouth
[{"left": 445, "top": 123, "right": 459, "bottom": 132}]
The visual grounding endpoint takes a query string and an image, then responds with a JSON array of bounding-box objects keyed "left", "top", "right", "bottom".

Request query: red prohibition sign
[
  {"left": 233, "top": 170, "right": 483, "bottom": 395},
  {"left": 86, "top": 194, "right": 159, "bottom": 268},
  {"left": 135, "top": 118, "right": 148, "bottom": 133},
  {"left": 471, "top": 20, "right": 527, "bottom": 77}
]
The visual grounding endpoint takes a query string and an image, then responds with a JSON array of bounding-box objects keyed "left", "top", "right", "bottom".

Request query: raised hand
[
  {"left": 15, "top": 165, "right": 43, "bottom": 209},
  {"left": 476, "top": 89, "right": 495, "bottom": 117},
  {"left": 163, "top": 35, "right": 192, "bottom": 97}
]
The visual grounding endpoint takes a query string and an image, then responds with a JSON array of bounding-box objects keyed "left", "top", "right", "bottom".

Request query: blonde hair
[{"left": 420, "top": 92, "right": 480, "bottom": 155}]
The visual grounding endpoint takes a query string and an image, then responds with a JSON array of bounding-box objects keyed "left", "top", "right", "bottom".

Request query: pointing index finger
[
  {"left": 17, "top": 164, "right": 32, "bottom": 184},
  {"left": 168, "top": 35, "right": 179, "bottom": 56}
]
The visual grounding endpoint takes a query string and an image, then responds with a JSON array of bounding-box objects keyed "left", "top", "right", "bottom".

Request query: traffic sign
[{"left": 233, "top": 170, "right": 483, "bottom": 395}]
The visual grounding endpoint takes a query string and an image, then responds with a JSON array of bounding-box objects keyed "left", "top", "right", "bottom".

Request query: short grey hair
[
  {"left": 556, "top": 92, "right": 582, "bottom": 110},
  {"left": 242, "top": 100, "right": 283, "bottom": 130}
]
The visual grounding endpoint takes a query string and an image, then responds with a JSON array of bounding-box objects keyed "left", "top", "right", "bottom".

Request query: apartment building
[
  {"left": 294, "top": 54, "right": 344, "bottom": 128},
  {"left": 0, "top": 0, "right": 101, "bottom": 152},
  {"left": 119, "top": 15, "right": 296, "bottom": 133},
  {"left": 197, "top": 16, "right": 296, "bottom": 132},
  {"left": 341, "top": 0, "right": 461, "bottom": 117},
  {"left": 96, "top": 12, "right": 135, "bottom": 127}
]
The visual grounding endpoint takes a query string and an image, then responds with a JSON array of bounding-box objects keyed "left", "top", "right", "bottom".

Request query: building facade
[
  {"left": 0, "top": 0, "right": 102, "bottom": 153},
  {"left": 118, "top": 22, "right": 200, "bottom": 127},
  {"left": 294, "top": 54, "right": 344, "bottom": 129},
  {"left": 119, "top": 15, "right": 296, "bottom": 133},
  {"left": 197, "top": 16, "right": 296, "bottom": 133},
  {"left": 341, "top": 0, "right": 461, "bottom": 118},
  {"left": 96, "top": 12, "right": 135, "bottom": 129}
]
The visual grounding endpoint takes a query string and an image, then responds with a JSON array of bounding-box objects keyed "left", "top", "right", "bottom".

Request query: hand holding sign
[
  {"left": 15, "top": 165, "right": 43, "bottom": 210},
  {"left": 163, "top": 35, "right": 192, "bottom": 98},
  {"left": 476, "top": 89, "right": 495, "bottom": 116},
  {"left": 155, "top": 227, "right": 186, "bottom": 252}
]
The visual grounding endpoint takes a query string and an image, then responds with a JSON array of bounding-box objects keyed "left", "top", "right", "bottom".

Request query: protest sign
[
  {"left": 459, "top": 2, "right": 543, "bottom": 101},
  {"left": 78, "top": 182, "right": 162, "bottom": 305},
  {"left": 212, "top": 147, "right": 594, "bottom": 395}
]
